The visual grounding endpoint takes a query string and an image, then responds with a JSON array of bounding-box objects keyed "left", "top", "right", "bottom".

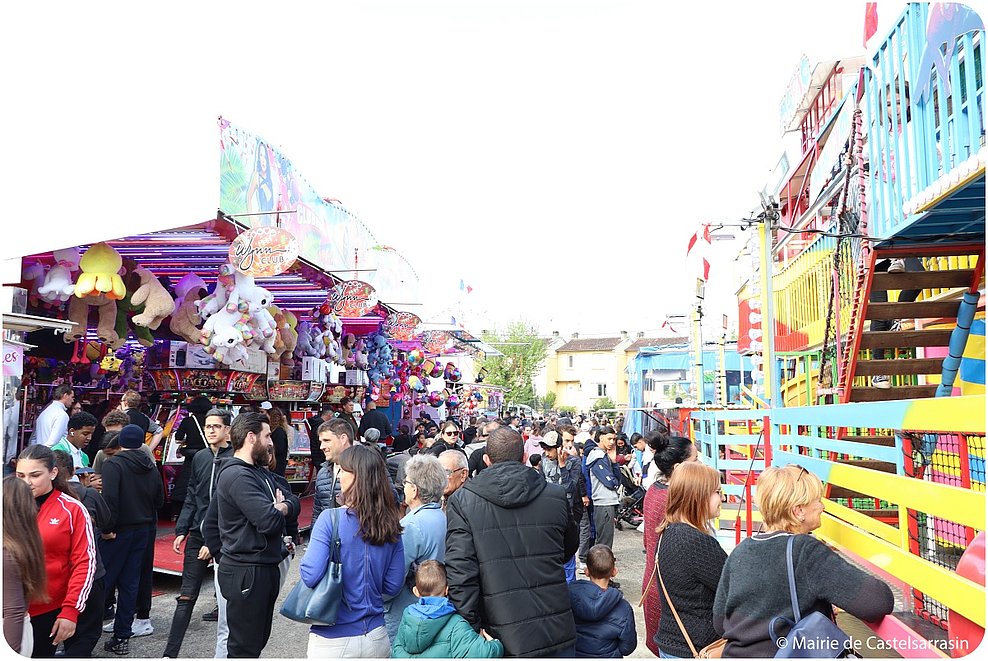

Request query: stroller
[{"left": 615, "top": 464, "right": 645, "bottom": 530}]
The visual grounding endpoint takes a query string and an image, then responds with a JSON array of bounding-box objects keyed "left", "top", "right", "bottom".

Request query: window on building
[
  {"left": 597, "top": 383, "right": 607, "bottom": 397},
  {"left": 568, "top": 355, "right": 574, "bottom": 368}
]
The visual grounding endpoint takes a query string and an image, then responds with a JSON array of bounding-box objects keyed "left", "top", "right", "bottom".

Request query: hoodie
[
  {"left": 101, "top": 448, "right": 164, "bottom": 534},
  {"left": 213, "top": 458, "right": 288, "bottom": 566},
  {"left": 445, "top": 461, "right": 579, "bottom": 657},
  {"left": 175, "top": 444, "right": 234, "bottom": 538},
  {"left": 568, "top": 580, "right": 637, "bottom": 658},
  {"left": 392, "top": 596, "right": 504, "bottom": 658}
]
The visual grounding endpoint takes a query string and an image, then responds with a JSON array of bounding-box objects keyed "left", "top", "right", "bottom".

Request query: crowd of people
[{"left": 3, "top": 390, "right": 898, "bottom": 658}]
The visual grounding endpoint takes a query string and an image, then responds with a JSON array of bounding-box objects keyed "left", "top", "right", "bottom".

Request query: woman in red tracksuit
[{"left": 16, "top": 444, "right": 96, "bottom": 658}]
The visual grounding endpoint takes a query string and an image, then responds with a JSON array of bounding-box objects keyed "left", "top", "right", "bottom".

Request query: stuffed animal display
[
  {"left": 196, "top": 263, "right": 280, "bottom": 368},
  {"left": 170, "top": 273, "right": 207, "bottom": 344},
  {"left": 130, "top": 266, "right": 176, "bottom": 329},
  {"left": 37, "top": 248, "right": 81, "bottom": 303},
  {"left": 74, "top": 243, "right": 126, "bottom": 300}
]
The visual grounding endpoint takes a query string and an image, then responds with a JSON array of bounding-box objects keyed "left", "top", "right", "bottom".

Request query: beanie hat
[{"left": 119, "top": 424, "right": 145, "bottom": 449}]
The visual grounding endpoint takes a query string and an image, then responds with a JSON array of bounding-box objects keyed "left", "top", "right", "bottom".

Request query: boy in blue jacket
[
  {"left": 392, "top": 561, "right": 504, "bottom": 658},
  {"left": 569, "top": 545, "right": 637, "bottom": 658}
]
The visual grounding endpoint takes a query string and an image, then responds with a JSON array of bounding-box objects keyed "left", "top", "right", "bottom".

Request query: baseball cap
[
  {"left": 259, "top": 401, "right": 273, "bottom": 410},
  {"left": 539, "top": 431, "right": 561, "bottom": 448},
  {"left": 75, "top": 466, "right": 95, "bottom": 475}
]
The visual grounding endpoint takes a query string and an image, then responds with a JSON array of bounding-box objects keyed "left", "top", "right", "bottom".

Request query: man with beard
[{"left": 212, "top": 411, "right": 289, "bottom": 657}]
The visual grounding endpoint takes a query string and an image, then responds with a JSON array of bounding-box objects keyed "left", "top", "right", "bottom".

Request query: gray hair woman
[{"left": 384, "top": 454, "right": 448, "bottom": 641}]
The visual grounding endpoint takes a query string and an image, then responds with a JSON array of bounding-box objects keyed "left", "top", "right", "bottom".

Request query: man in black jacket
[
  {"left": 445, "top": 425, "right": 580, "bottom": 657},
  {"left": 357, "top": 397, "right": 392, "bottom": 440},
  {"left": 213, "top": 411, "right": 290, "bottom": 658},
  {"left": 100, "top": 425, "right": 165, "bottom": 655},
  {"left": 163, "top": 408, "right": 233, "bottom": 658}
]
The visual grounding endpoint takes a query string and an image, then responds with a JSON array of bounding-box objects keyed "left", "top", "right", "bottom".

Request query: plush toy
[
  {"left": 341, "top": 333, "right": 357, "bottom": 366},
  {"left": 274, "top": 308, "right": 298, "bottom": 367},
  {"left": 112, "top": 290, "right": 155, "bottom": 348},
  {"left": 64, "top": 294, "right": 119, "bottom": 345},
  {"left": 38, "top": 248, "right": 81, "bottom": 303},
  {"left": 169, "top": 278, "right": 206, "bottom": 344},
  {"left": 354, "top": 338, "right": 369, "bottom": 370},
  {"left": 294, "top": 320, "right": 322, "bottom": 358},
  {"left": 201, "top": 308, "right": 251, "bottom": 366},
  {"left": 325, "top": 336, "right": 342, "bottom": 364},
  {"left": 130, "top": 267, "right": 175, "bottom": 329},
  {"left": 196, "top": 264, "right": 236, "bottom": 319},
  {"left": 74, "top": 243, "right": 126, "bottom": 300}
]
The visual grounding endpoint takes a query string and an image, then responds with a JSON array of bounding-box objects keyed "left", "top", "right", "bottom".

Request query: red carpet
[{"left": 153, "top": 495, "right": 314, "bottom": 575}]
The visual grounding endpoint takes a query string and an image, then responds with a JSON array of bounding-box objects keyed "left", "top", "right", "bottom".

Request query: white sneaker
[
  {"left": 888, "top": 258, "right": 906, "bottom": 273},
  {"left": 131, "top": 618, "right": 154, "bottom": 637},
  {"left": 102, "top": 621, "right": 114, "bottom": 633},
  {"left": 871, "top": 375, "right": 891, "bottom": 389}
]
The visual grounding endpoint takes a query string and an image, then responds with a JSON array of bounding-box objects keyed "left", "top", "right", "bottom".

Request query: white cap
[{"left": 259, "top": 401, "right": 273, "bottom": 410}]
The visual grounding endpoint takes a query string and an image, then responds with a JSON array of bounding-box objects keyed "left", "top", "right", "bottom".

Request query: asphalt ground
[{"left": 87, "top": 525, "right": 654, "bottom": 659}]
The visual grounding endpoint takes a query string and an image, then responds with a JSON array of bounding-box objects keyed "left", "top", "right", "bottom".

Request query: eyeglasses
[
  {"left": 444, "top": 431, "right": 461, "bottom": 437},
  {"left": 444, "top": 468, "right": 467, "bottom": 476},
  {"left": 204, "top": 424, "right": 227, "bottom": 430}
]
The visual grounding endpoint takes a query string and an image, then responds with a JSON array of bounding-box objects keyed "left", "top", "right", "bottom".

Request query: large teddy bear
[
  {"left": 269, "top": 306, "right": 299, "bottom": 367},
  {"left": 130, "top": 267, "right": 175, "bottom": 329},
  {"left": 170, "top": 273, "right": 207, "bottom": 344},
  {"left": 63, "top": 243, "right": 126, "bottom": 345}
]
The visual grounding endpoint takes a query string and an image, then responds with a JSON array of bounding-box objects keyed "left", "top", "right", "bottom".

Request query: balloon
[
  {"left": 429, "top": 362, "right": 444, "bottom": 378},
  {"left": 446, "top": 394, "right": 460, "bottom": 408},
  {"left": 427, "top": 391, "right": 444, "bottom": 407},
  {"left": 408, "top": 348, "right": 425, "bottom": 366},
  {"left": 422, "top": 359, "right": 435, "bottom": 374},
  {"left": 408, "top": 375, "right": 425, "bottom": 392},
  {"left": 473, "top": 391, "right": 483, "bottom": 401},
  {"left": 447, "top": 368, "right": 462, "bottom": 383}
]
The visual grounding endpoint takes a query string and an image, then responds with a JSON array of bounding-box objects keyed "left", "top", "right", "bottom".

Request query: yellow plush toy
[{"left": 75, "top": 242, "right": 126, "bottom": 300}]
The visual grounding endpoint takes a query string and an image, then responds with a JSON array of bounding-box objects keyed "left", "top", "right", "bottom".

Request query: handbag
[
  {"left": 655, "top": 534, "right": 728, "bottom": 659},
  {"left": 280, "top": 507, "right": 345, "bottom": 626},
  {"left": 771, "top": 535, "right": 852, "bottom": 658}
]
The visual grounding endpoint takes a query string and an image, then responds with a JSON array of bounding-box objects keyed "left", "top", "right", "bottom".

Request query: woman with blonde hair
[
  {"left": 713, "top": 465, "right": 894, "bottom": 657},
  {"left": 3, "top": 476, "right": 49, "bottom": 655},
  {"left": 653, "top": 462, "right": 727, "bottom": 658}
]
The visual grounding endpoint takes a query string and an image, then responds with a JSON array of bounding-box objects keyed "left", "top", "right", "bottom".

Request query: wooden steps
[
  {"left": 841, "top": 435, "right": 896, "bottom": 447},
  {"left": 854, "top": 357, "right": 945, "bottom": 376},
  {"left": 872, "top": 269, "right": 976, "bottom": 290},
  {"left": 849, "top": 385, "right": 939, "bottom": 401},
  {"left": 858, "top": 329, "right": 953, "bottom": 349},
  {"left": 866, "top": 300, "right": 960, "bottom": 319}
]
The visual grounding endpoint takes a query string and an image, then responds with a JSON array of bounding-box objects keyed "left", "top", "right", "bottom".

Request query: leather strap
[{"left": 656, "top": 533, "right": 700, "bottom": 658}]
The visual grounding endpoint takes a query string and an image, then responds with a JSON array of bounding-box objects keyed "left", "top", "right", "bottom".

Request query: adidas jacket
[{"left": 29, "top": 490, "right": 97, "bottom": 623}]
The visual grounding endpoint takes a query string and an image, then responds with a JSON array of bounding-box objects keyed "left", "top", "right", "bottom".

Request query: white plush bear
[
  {"left": 197, "top": 264, "right": 236, "bottom": 319},
  {"left": 38, "top": 247, "right": 81, "bottom": 303}
]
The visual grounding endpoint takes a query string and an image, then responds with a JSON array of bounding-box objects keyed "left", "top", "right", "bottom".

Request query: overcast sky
[{"left": 3, "top": 1, "right": 909, "bottom": 338}]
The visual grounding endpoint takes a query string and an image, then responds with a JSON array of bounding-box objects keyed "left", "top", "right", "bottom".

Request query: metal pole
[
  {"left": 758, "top": 218, "right": 778, "bottom": 406},
  {"left": 718, "top": 333, "right": 728, "bottom": 406}
]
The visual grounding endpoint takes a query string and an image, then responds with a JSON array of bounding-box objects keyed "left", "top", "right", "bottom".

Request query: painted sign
[
  {"left": 219, "top": 120, "right": 419, "bottom": 304},
  {"left": 384, "top": 312, "right": 422, "bottom": 341},
  {"left": 147, "top": 369, "right": 262, "bottom": 393},
  {"left": 2, "top": 343, "right": 23, "bottom": 377},
  {"left": 268, "top": 380, "right": 311, "bottom": 401},
  {"left": 331, "top": 281, "right": 377, "bottom": 317},
  {"left": 229, "top": 226, "right": 299, "bottom": 277},
  {"left": 418, "top": 330, "right": 451, "bottom": 355},
  {"left": 779, "top": 55, "right": 812, "bottom": 134}
]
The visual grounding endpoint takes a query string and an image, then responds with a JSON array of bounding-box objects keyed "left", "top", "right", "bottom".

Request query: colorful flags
[
  {"left": 686, "top": 225, "right": 712, "bottom": 281},
  {"left": 459, "top": 279, "right": 473, "bottom": 294},
  {"left": 863, "top": 3, "right": 878, "bottom": 48}
]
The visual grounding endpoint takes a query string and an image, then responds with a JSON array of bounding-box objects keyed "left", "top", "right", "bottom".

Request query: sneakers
[
  {"left": 103, "top": 637, "right": 130, "bottom": 655},
  {"left": 888, "top": 258, "right": 906, "bottom": 273},
  {"left": 131, "top": 618, "right": 154, "bottom": 637},
  {"left": 103, "top": 605, "right": 115, "bottom": 621},
  {"left": 202, "top": 605, "right": 219, "bottom": 621},
  {"left": 102, "top": 621, "right": 114, "bottom": 633},
  {"left": 871, "top": 375, "right": 892, "bottom": 389},
  {"left": 889, "top": 319, "right": 902, "bottom": 332}
]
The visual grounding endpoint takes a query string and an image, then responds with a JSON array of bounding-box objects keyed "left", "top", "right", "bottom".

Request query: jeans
[
  {"left": 594, "top": 504, "right": 617, "bottom": 549},
  {"left": 217, "top": 561, "right": 280, "bottom": 658},
  {"left": 163, "top": 531, "right": 212, "bottom": 658},
  {"left": 564, "top": 555, "right": 577, "bottom": 583},
  {"left": 100, "top": 526, "right": 150, "bottom": 639},
  {"left": 306, "top": 626, "right": 390, "bottom": 658},
  {"left": 660, "top": 650, "right": 685, "bottom": 658},
  {"left": 578, "top": 509, "right": 593, "bottom": 562},
  {"left": 385, "top": 586, "right": 417, "bottom": 643},
  {"left": 214, "top": 565, "right": 229, "bottom": 658}
]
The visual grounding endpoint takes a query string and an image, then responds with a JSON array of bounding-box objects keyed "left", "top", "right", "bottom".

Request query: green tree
[
  {"left": 543, "top": 391, "right": 557, "bottom": 411},
  {"left": 477, "top": 321, "right": 549, "bottom": 408},
  {"left": 558, "top": 405, "right": 577, "bottom": 415},
  {"left": 592, "top": 396, "right": 616, "bottom": 412}
]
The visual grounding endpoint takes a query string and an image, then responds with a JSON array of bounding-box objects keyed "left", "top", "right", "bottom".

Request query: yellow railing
[{"left": 918, "top": 254, "right": 981, "bottom": 301}]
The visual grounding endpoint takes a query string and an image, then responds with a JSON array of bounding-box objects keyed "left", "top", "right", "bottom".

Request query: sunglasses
[
  {"left": 444, "top": 430, "right": 461, "bottom": 437},
  {"left": 789, "top": 464, "right": 808, "bottom": 481}
]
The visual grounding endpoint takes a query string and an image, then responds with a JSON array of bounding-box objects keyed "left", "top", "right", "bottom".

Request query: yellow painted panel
[
  {"left": 828, "top": 463, "right": 986, "bottom": 530},
  {"left": 901, "top": 395, "right": 986, "bottom": 433},
  {"left": 823, "top": 500, "right": 901, "bottom": 546},
  {"left": 818, "top": 516, "right": 986, "bottom": 626}
]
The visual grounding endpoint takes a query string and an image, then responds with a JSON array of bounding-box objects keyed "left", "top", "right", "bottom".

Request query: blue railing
[{"left": 866, "top": 3, "right": 985, "bottom": 240}]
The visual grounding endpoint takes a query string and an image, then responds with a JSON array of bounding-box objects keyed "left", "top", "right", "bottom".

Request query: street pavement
[{"left": 90, "top": 525, "right": 654, "bottom": 658}]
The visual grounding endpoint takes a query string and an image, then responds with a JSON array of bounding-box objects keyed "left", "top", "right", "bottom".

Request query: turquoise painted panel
[
  {"left": 772, "top": 450, "right": 836, "bottom": 484},
  {"left": 771, "top": 399, "right": 913, "bottom": 429},
  {"left": 779, "top": 434, "right": 903, "bottom": 464}
]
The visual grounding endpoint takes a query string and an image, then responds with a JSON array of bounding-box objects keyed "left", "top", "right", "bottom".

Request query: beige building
[{"left": 538, "top": 332, "right": 687, "bottom": 412}]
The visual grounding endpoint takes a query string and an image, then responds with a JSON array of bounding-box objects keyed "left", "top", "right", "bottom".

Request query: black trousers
[
  {"left": 137, "top": 524, "right": 156, "bottom": 619},
  {"left": 217, "top": 561, "right": 280, "bottom": 658},
  {"left": 869, "top": 257, "right": 924, "bottom": 359},
  {"left": 162, "top": 531, "right": 212, "bottom": 658},
  {"left": 63, "top": 576, "right": 105, "bottom": 657},
  {"left": 31, "top": 608, "right": 61, "bottom": 658}
]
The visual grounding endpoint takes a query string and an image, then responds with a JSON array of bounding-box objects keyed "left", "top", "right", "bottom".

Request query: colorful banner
[
  {"left": 384, "top": 312, "right": 422, "bottom": 341},
  {"left": 2, "top": 343, "right": 23, "bottom": 377},
  {"left": 147, "top": 369, "right": 262, "bottom": 394},
  {"left": 229, "top": 226, "right": 299, "bottom": 276},
  {"left": 418, "top": 330, "right": 451, "bottom": 355},
  {"left": 331, "top": 280, "right": 377, "bottom": 317},
  {"left": 219, "top": 120, "right": 419, "bottom": 305}
]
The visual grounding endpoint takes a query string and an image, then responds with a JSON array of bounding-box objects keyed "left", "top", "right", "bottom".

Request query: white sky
[{"left": 2, "top": 0, "right": 911, "bottom": 338}]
